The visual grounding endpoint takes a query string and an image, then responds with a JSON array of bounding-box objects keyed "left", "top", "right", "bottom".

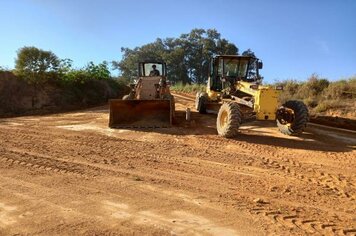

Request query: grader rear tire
[
  {"left": 277, "top": 100, "right": 309, "bottom": 135},
  {"left": 216, "top": 102, "right": 242, "bottom": 138}
]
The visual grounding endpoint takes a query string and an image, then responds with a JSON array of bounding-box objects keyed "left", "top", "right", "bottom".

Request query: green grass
[{"left": 170, "top": 82, "right": 206, "bottom": 94}]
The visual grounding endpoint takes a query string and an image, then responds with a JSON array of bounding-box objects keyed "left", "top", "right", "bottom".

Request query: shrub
[
  {"left": 277, "top": 79, "right": 301, "bottom": 104},
  {"left": 85, "top": 61, "right": 110, "bottom": 80},
  {"left": 314, "top": 102, "right": 329, "bottom": 113},
  {"left": 276, "top": 75, "right": 355, "bottom": 116},
  {"left": 296, "top": 74, "right": 329, "bottom": 99},
  {"left": 323, "top": 77, "right": 356, "bottom": 100},
  {"left": 303, "top": 97, "right": 318, "bottom": 108}
]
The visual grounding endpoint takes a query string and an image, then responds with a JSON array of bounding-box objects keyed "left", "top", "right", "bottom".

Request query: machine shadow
[
  {"left": 230, "top": 124, "right": 354, "bottom": 153},
  {"left": 114, "top": 110, "right": 218, "bottom": 136},
  {"left": 125, "top": 113, "right": 354, "bottom": 152},
  {"left": 236, "top": 132, "right": 354, "bottom": 152},
  {"left": 65, "top": 107, "right": 354, "bottom": 153}
]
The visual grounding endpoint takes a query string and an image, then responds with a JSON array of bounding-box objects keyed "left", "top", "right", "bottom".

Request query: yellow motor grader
[
  {"left": 109, "top": 61, "right": 174, "bottom": 128},
  {"left": 196, "top": 55, "right": 308, "bottom": 138}
]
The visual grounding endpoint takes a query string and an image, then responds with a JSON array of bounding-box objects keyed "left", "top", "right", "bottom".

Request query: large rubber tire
[
  {"left": 216, "top": 102, "right": 242, "bottom": 138},
  {"left": 277, "top": 100, "right": 309, "bottom": 136},
  {"left": 195, "top": 92, "right": 207, "bottom": 114}
]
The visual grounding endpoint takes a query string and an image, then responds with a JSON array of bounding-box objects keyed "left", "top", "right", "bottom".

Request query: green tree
[
  {"left": 162, "top": 39, "right": 189, "bottom": 84},
  {"left": 86, "top": 61, "right": 111, "bottom": 80},
  {"left": 15, "top": 46, "right": 60, "bottom": 107},
  {"left": 242, "top": 48, "right": 256, "bottom": 57},
  {"left": 63, "top": 61, "right": 111, "bottom": 83},
  {"left": 113, "top": 28, "right": 239, "bottom": 84},
  {"left": 15, "top": 46, "right": 60, "bottom": 83},
  {"left": 58, "top": 58, "right": 73, "bottom": 75}
]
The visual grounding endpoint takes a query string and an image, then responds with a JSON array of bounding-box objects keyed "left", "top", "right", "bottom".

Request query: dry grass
[
  {"left": 170, "top": 82, "right": 206, "bottom": 94},
  {"left": 275, "top": 75, "right": 355, "bottom": 118}
]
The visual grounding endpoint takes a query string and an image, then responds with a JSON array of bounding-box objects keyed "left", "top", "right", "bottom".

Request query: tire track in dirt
[
  {"left": 249, "top": 203, "right": 356, "bottom": 236},
  {"left": 0, "top": 151, "right": 94, "bottom": 177},
  {"left": 11, "top": 123, "right": 353, "bottom": 205},
  {"left": 188, "top": 136, "right": 355, "bottom": 235},
  {"left": 0, "top": 142, "right": 244, "bottom": 198},
  {"left": 191, "top": 136, "right": 355, "bottom": 202},
  {"left": 0, "top": 157, "right": 249, "bottom": 235},
  {"left": 0, "top": 98, "right": 355, "bottom": 235},
  {"left": 2, "top": 128, "right": 354, "bottom": 203},
  {"left": 1, "top": 124, "right": 257, "bottom": 188}
]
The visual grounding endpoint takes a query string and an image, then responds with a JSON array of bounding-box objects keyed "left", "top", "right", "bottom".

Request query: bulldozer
[
  {"left": 109, "top": 61, "right": 175, "bottom": 128},
  {"left": 196, "top": 55, "right": 308, "bottom": 138}
]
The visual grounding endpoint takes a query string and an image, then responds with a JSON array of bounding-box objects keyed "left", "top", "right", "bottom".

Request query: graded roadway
[{"left": 0, "top": 94, "right": 355, "bottom": 235}]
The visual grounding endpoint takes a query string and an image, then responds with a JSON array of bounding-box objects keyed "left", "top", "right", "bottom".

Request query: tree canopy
[
  {"left": 15, "top": 46, "right": 60, "bottom": 83},
  {"left": 14, "top": 46, "right": 111, "bottom": 84},
  {"left": 113, "top": 28, "right": 239, "bottom": 84}
]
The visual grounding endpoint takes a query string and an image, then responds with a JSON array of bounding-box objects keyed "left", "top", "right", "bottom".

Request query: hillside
[{"left": 0, "top": 71, "right": 127, "bottom": 117}]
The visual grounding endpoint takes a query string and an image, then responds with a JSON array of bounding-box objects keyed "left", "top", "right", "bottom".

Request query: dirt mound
[
  {"left": 310, "top": 115, "right": 356, "bottom": 131},
  {"left": 0, "top": 72, "right": 35, "bottom": 114},
  {"left": 0, "top": 71, "right": 123, "bottom": 117}
]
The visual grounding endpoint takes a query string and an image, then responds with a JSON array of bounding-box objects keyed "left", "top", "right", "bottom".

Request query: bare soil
[{"left": 0, "top": 94, "right": 355, "bottom": 235}]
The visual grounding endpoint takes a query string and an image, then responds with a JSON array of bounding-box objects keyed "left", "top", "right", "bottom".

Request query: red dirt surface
[{"left": 0, "top": 94, "right": 355, "bottom": 235}]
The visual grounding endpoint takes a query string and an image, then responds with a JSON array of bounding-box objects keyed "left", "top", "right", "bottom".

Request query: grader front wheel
[
  {"left": 216, "top": 102, "right": 242, "bottom": 138},
  {"left": 276, "top": 100, "right": 309, "bottom": 135}
]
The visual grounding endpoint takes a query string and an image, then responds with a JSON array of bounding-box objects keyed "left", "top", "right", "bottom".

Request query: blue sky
[{"left": 0, "top": 0, "right": 355, "bottom": 83}]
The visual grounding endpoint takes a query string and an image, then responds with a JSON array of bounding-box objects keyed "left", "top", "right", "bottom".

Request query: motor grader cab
[
  {"left": 109, "top": 61, "right": 175, "bottom": 128},
  {"left": 196, "top": 55, "right": 308, "bottom": 138}
]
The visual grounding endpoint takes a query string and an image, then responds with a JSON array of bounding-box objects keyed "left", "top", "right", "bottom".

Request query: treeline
[
  {"left": 112, "top": 28, "right": 254, "bottom": 84},
  {"left": 2, "top": 28, "right": 354, "bottom": 118},
  {"left": 0, "top": 28, "right": 251, "bottom": 115},
  {"left": 0, "top": 46, "right": 128, "bottom": 115},
  {"left": 12, "top": 46, "right": 118, "bottom": 83}
]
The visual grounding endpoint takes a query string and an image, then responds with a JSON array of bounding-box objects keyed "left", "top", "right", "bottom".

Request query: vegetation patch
[
  {"left": 170, "top": 82, "right": 206, "bottom": 93},
  {"left": 276, "top": 74, "right": 355, "bottom": 118},
  {"left": 0, "top": 47, "right": 128, "bottom": 117}
]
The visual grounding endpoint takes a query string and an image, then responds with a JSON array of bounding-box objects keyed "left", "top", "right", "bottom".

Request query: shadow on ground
[
  {"left": 3, "top": 105, "right": 353, "bottom": 153},
  {"left": 110, "top": 110, "right": 355, "bottom": 153}
]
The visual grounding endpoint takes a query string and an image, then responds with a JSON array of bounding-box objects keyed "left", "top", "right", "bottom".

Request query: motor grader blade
[{"left": 109, "top": 99, "right": 172, "bottom": 128}]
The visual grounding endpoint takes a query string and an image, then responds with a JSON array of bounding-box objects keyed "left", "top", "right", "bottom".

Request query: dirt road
[{"left": 0, "top": 94, "right": 355, "bottom": 235}]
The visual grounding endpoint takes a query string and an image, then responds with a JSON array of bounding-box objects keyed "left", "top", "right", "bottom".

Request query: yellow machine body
[
  {"left": 109, "top": 61, "right": 174, "bottom": 128},
  {"left": 236, "top": 81, "right": 281, "bottom": 120},
  {"left": 196, "top": 55, "right": 308, "bottom": 137}
]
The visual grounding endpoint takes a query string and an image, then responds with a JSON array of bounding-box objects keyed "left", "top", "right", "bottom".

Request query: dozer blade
[{"left": 109, "top": 99, "right": 172, "bottom": 128}]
